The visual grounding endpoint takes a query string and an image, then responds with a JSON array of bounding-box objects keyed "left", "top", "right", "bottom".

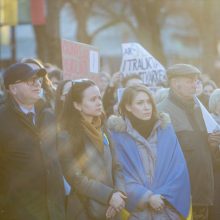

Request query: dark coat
[
  {"left": 157, "top": 92, "right": 214, "bottom": 206},
  {"left": 0, "top": 97, "right": 66, "bottom": 220},
  {"left": 102, "top": 85, "right": 117, "bottom": 117}
]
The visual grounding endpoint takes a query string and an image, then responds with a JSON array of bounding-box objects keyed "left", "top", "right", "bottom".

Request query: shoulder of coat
[
  {"left": 107, "top": 115, "right": 126, "bottom": 132},
  {"left": 158, "top": 112, "right": 171, "bottom": 129}
]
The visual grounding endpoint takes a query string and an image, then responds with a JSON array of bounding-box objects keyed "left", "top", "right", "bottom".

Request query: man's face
[
  {"left": 171, "top": 75, "right": 198, "bottom": 99},
  {"left": 9, "top": 76, "right": 43, "bottom": 106}
]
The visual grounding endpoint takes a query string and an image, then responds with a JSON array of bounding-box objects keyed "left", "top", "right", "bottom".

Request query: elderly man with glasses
[{"left": 0, "top": 62, "right": 66, "bottom": 220}]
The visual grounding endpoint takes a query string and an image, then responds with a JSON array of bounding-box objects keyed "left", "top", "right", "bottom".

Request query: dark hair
[
  {"left": 121, "top": 73, "right": 142, "bottom": 87},
  {"left": 119, "top": 84, "right": 158, "bottom": 122},
  {"left": 48, "top": 69, "right": 62, "bottom": 81},
  {"left": 61, "top": 79, "right": 96, "bottom": 156}
]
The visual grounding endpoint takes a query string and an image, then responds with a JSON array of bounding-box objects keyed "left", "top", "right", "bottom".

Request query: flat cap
[{"left": 167, "top": 64, "right": 201, "bottom": 79}]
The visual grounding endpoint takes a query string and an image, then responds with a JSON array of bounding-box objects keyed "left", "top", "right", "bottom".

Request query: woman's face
[
  {"left": 75, "top": 85, "right": 103, "bottom": 121},
  {"left": 203, "top": 84, "right": 214, "bottom": 96},
  {"left": 126, "top": 91, "right": 153, "bottom": 120}
]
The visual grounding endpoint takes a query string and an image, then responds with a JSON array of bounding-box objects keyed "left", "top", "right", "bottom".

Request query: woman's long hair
[
  {"left": 119, "top": 85, "right": 158, "bottom": 122},
  {"left": 61, "top": 79, "right": 96, "bottom": 156}
]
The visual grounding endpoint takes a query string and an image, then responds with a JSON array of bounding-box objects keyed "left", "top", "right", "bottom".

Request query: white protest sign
[
  {"left": 194, "top": 97, "right": 220, "bottom": 133},
  {"left": 117, "top": 88, "right": 125, "bottom": 103},
  {"left": 120, "top": 43, "right": 167, "bottom": 86},
  {"left": 61, "top": 39, "right": 100, "bottom": 80},
  {"left": 89, "top": 50, "right": 99, "bottom": 73}
]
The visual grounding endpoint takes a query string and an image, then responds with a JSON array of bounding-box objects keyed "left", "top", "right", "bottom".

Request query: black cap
[
  {"left": 167, "top": 64, "right": 201, "bottom": 80},
  {"left": 3, "top": 62, "right": 47, "bottom": 89}
]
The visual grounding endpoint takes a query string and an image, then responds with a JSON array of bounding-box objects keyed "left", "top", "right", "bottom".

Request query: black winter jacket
[{"left": 0, "top": 96, "right": 66, "bottom": 220}]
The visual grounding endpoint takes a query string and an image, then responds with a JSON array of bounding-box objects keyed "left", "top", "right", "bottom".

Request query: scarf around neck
[
  {"left": 127, "top": 112, "right": 156, "bottom": 139},
  {"left": 81, "top": 116, "right": 104, "bottom": 153}
]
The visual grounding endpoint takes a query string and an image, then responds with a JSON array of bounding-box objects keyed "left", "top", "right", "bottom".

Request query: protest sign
[
  {"left": 194, "top": 97, "right": 220, "bottom": 133},
  {"left": 117, "top": 88, "right": 125, "bottom": 103},
  {"left": 120, "top": 43, "right": 167, "bottom": 86},
  {"left": 61, "top": 39, "right": 100, "bottom": 81}
]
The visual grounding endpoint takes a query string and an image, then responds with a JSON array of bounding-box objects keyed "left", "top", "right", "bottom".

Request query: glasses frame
[{"left": 14, "top": 76, "right": 43, "bottom": 86}]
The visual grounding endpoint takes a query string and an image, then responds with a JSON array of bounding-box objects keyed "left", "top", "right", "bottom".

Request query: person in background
[
  {"left": 44, "top": 63, "right": 62, "bottom": 89},
  {"left": 209, "top": 89, "right": 220, "bottom": 124},
  {"left": 0, "top": 75, "right": 6, "bottom": 104},
  {"left": 60, "top": 79, "right": 126, "bottom": 219},
  {"left": 198, "top": 79, "right": 218, "bottom": 109},
  {"left": 55, "top": 80, "right": 73, "bottom": 127},
  {"left": 203, "top": 80, "right": 217, "bottom": 97},
  {"left": 195, "top": 78, "right": 209, "bottom": 109},
  {"left": 208, "top": 89, "right": 220, "bottom": 220},
  {"left": 103, "top": 72, "right": 143, "bottom": 117},
  {"left": 0, "top": 62, "right": 66, "bottom": 220},
  {"left": 154, "top": 87, "right": 170, "bottom": 104},
  {"left": 158, "top": 64, "right": 220, "bottom": 220},
  {"left": 108, "top": 85, "right": 190, "bottom": 220},
  {"left": 96, "top": 72, "right": 111, "bottom": 96}
]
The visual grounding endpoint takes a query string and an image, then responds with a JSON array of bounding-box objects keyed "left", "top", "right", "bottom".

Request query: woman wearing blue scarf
[{"left": 108, "top": 85, "right": 190, "bottom": 220}]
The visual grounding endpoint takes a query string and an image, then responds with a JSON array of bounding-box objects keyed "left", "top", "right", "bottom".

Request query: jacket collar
[
  {"left": 169, "top": 89, "right": 195, "bottom": 111},
  {"left": 107, "top": 112, "right": 171, "bottom": 133},
  {"left": 6, "top": 94, "right": 45, "bottom": 134}
]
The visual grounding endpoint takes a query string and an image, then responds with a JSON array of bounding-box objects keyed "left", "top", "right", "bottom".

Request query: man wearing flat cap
[
  {"left": 0, "top": 62, "right": 65, "bottom": 220},
  {"left": 158, "top": 64, "right": 220, "bottom": 220}
]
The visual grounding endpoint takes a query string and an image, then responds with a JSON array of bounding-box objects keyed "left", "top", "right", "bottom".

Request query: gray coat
[
  {"left": 157, "top": 92, "right": 214, "bottom": 206},
  {"left": 59, "top": 130, "right": 125, "bottom": 220}
]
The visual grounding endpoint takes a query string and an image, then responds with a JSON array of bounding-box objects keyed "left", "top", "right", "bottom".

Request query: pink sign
[{"left": 61, "top": 39, "right": 100, "bottom": 81}]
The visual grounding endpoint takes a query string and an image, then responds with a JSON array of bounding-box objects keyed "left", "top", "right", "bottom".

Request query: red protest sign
[{"left": 61, "top": 39, "right": 100, "bottom": 81}]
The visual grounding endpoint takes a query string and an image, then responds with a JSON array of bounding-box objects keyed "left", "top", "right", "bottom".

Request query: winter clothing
[
  {"left": 3, "top": 62, "right": 46, "bottom": 89},
  {"left": 0, "top": 96, "right": 66, "bottom": 220},
  {"left": 209, "top": 114, "right": 220, "bottom": 220},
  {"left": 102, "top": 85, "right": 117, "bottom": 117},
  {"left": 81, "top": 117, "right": 104, "bottom": 153},
  {"left": 157, "top": 91, "right": 214, "bottom": 207},
  {"left": 59, "top": 129, "right": 125, "bottom": 220},
  {"left": 108, "top": 113, "right": 190, "bottom": 219}
]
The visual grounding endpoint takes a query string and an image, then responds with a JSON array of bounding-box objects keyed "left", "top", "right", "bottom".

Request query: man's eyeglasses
[{"left": 15, "top": 77, "right": 43, "bottom": 86}]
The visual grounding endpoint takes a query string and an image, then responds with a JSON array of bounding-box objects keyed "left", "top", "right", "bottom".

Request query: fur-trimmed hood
[{"left": 107, "top": 112, "right": 171, "bottom": 132}]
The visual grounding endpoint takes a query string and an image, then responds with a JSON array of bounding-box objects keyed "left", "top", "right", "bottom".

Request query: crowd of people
[{"left": 0, "top": 58, "right": 220, "bottom": 220}]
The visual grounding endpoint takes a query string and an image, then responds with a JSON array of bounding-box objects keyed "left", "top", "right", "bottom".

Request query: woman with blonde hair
[{"left": 108, "top": 85, "right": 190, "bottom": 220}]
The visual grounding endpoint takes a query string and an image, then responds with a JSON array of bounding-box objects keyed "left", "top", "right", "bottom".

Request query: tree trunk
[{"left": 46, "top": 0, "right": 62, "bottom": 66}]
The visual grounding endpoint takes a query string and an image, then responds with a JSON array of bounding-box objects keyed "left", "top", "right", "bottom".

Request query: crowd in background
[{"left": 0, "top": 58, "right": 220, "bottom": 220}]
